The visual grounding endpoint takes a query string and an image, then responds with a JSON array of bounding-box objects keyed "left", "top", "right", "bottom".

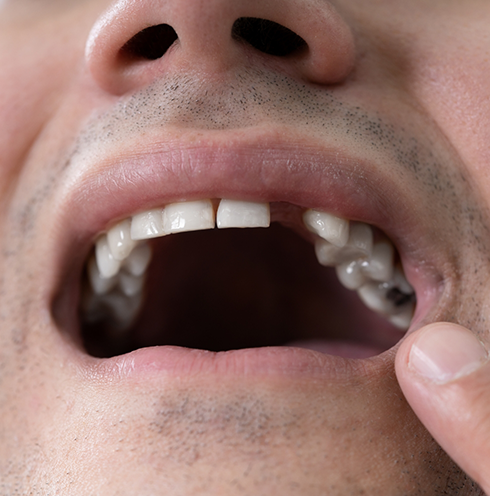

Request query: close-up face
[{"left": 1, "top": 0, "right": 490, "bottom": 494}]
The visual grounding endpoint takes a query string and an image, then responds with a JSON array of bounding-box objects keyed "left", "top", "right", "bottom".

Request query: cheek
[
  {"left": 419, "top": 62, "right": 490, "bottom": 178},
  {"left": 0, "top": 38, "right": 49, "bottom": 178},
  {"left": 408, "top": 26, "right": 490, "bottom": 205},
  {"left": 0, "top": 18, "right": 88, "bottom": 199}
]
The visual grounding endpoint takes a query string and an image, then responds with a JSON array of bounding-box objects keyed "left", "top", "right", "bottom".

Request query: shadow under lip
[{"left": 287, "top": 340, "right": 387, "bottom": 358}]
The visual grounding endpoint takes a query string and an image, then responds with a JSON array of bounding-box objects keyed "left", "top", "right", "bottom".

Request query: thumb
[{"left": 395, "top": 322, "right": 490, "bottom": 492}]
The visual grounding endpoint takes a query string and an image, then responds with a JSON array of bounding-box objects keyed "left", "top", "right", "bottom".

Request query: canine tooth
[
  {"left": 95, "top": 235, "right": 121, "bottom": 279},
  {"left": 357, "top": 282, "right": 393, "bottom": 315},
  {"left": 88, "top": 256, "right": 118, "bottom": 294},
  {"left": 162, "top": 200, "right": 214, "bottom": 234},
  {"left": 361, "top": 241, "right": 394, "bottom": 282},
  {"left": 123, "top": 242, "right": 151, "bottom": 276},
  {"left": 131, "top": 209, "right": 165, "bottom": 240},
  {"left": 119, "top": 271, "right": 145, "bottom": 297},
  {"left": 217, "top": 199, "right": 270, "bottom": 228},
  {"left": 108, "top": 219, "right": 137, "bottom": 260},
  {"left": 336, "top": 260, "right": 366, "bottom": 290},
  {"left": 303, "top": 210, "right": 349, "bottom": 248}
]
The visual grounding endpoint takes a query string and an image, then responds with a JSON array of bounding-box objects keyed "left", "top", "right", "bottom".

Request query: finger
[{"left": 395, "top": 322, "right": 490, "bottom": 492}]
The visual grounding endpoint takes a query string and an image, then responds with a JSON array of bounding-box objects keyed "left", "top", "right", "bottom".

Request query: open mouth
[{"left": 79, "top": 198, "right": 415, "bottom": 359}]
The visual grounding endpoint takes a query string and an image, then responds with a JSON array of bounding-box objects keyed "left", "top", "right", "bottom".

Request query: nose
[{"left": 86, "top": 0, "right": 356, "bottom": 95}]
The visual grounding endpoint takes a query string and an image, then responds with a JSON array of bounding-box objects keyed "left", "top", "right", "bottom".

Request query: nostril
[
  {"left": 120, "top": 24, "right": 178, "bottom": 61},
  {"left": 232, "top": 18, "right": 307, "bottom": 57}
]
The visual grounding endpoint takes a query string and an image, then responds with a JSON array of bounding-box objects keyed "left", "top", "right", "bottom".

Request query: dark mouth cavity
[{"left": 80, "top": 223, "right": 406, "bottom": 358}]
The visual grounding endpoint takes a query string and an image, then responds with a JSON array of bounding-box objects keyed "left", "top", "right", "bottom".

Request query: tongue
[{"left": 286, "top": 339, "right": 386, "bottom": 358}]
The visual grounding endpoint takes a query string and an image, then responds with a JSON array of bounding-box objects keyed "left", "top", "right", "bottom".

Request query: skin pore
[{"left": 1, "top": 0, "right": 490, "bottom": 494}]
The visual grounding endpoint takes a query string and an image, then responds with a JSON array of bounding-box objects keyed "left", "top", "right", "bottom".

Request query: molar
[
  {"left": 357, "top": 281, "right": 395, "bottom": 315},
  {"left": 336, "top": 260, "right": 366, "bottom": 290},
  {"left": 162, "top": 200, "right": 215, "bottom": 234},
  {"left": 357, "top": 266, "right": 415, "bottom": 326},
  {"left": 389, "top": 305, "right": 415, "bottom": 329},
  {"left": 392, "top": 265, "right": 414, "bottom": 295},
  {"left": 217, "top": 199, "right": 270, "bottom": 229}
]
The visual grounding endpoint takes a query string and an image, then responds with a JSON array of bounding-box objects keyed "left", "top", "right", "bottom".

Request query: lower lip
[{"left": 87, "top": 344, "right": 381, "bottom": 384}]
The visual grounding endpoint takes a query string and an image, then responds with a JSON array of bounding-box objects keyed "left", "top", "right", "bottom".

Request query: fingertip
[
  {"left": 397, "top": 322, "right": 488, "bottom": 384},
  {"left": 394, "top": 323, "right": 421, "bottom": 378},
  {"left": 395, "top": 323, "right": 490, "bottom": 492}
]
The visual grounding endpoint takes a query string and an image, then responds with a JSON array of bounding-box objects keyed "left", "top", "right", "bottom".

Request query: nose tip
[{"left": 86, "top": 0, "right": 356, "bottom": 95}]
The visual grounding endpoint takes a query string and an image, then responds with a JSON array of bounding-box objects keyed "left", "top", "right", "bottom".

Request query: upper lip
[{"left": 56, "top": 126, "right": 430, "bottom": 255}]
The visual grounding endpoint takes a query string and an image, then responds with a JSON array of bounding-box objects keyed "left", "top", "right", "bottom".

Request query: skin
[{"left": 1, "top": 0, "right": 490, "bottom": 494}]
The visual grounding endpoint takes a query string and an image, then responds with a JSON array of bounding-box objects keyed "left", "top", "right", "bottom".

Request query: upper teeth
[
  {"left": 107, "top": 218, "right": 137, "bottom": 260},
  {"left": 130, "top": 209, "right": 165, "bottom": 240},
  {"left": 217, "top": 199, "right": 270, "bottom": 229},
  {"left": 163, "top": 199, "right": 215, "bottom": 234},
  {"left": 84, "top": 199, "right": 415, "bottom": 332},
  {"left": 95, "top": 235, "right": 121, "bottom": 279},
  {"left": 302, "top": 209, "right": 349, "bottom": 247}
]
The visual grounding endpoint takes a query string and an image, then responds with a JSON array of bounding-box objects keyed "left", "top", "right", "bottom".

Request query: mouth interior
[{"left": 80, "top": 223, "right": 405, "bottom": 358}]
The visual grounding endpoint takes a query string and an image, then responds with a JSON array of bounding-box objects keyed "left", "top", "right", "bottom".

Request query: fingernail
[{"left": 409, "top": 323, "right": 488, "bottom": 383}]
